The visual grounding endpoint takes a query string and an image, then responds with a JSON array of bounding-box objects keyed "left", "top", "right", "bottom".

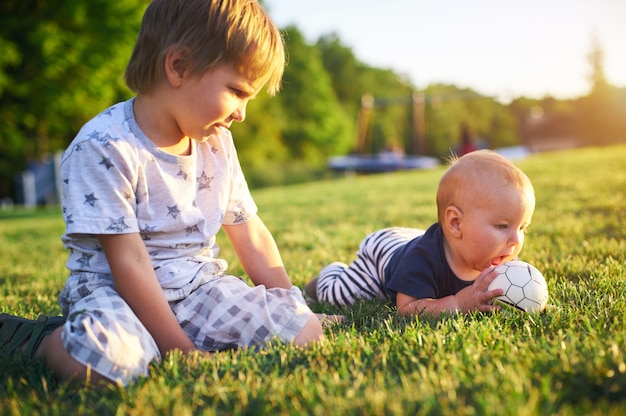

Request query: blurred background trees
[
  {"left": 0, "top": 0, "right": 145, "bottom": 199},
  {"left": 1, "top": 1, "right": 625, "bottom": 199}
]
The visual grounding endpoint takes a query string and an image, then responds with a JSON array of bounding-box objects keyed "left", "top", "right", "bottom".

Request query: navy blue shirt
[{"left": 384, "top": 223, "right": 472, "bottom": 301}]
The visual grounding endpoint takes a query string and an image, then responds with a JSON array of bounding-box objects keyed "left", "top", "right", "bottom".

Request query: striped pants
[{"left": 316, "top": 227, "right": 424, "bottom": 306}]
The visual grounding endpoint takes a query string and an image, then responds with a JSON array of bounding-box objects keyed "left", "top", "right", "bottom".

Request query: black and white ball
[{"left": 488, "top": 261, "right": 549, "bottom": 313}]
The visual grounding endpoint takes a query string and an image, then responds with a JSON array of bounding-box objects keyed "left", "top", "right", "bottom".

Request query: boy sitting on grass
[
  {"left": 305, "top": 150, "right": 536, "bottom": 316},
  {"left": 0, "top": 0, "right": 327, "bottom": 386}
]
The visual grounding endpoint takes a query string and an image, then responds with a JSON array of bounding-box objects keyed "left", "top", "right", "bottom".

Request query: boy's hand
[{"left": 454, "top": 267, "right": 503, "bottom": 313}]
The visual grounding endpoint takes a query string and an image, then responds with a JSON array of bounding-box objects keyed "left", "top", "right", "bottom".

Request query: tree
[
  {"left": 276, "top": 26, "right": 353, "bottom": 163},
  {"left": 587, "top": 36, "right": 608, "bottom": 94},
  {"left": 0, "top": 0, "right": 147, "bottom": 198},
  {"left": 228, "top": 91, "right": 291, "bottom": 188},
  {"left": 316, "top": 33, "right": 364, "bottom": 112},
  {"left": 575, "top": 38, "right": 626, "bottom": 145},
  {"left": 353, "top": 67, "right": 415, "bottom": 155},
  {"left": 422, "top": 84, "right": 518, "bottom": 157},
  {"left": 317, "top": 34, "right": 418, "bottom": 156}
]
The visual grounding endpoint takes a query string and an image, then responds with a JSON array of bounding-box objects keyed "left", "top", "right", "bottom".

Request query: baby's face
[{"left": 458, "top": 185, "right": 535, "bottom": 273}]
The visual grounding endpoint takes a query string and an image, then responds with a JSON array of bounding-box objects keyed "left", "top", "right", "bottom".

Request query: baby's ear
[{"left": 443, "top": 206, "right": 463, "bottom": 238}]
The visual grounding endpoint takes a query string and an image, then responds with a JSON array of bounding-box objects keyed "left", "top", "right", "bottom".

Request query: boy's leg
[
  {"left": 171, "top": 274, "right": 321, "bottom": 351},
  {"left": 38, "top": 327, "right": 110, "bottom": 385},
  {"left": 0, "top": 314, "right": 108, "bottom": 384},
  {"left": 0, "top": 303, "right": 155, "bottom": 386},
  {"left": 293, "top": 315, "right": 323, "bottom": 346},
  {"left": 0, "top": 314, "right": 64, "bottom": 356},
  {"left": 58, "top": 277, "right": 161, "bottom": 386}
]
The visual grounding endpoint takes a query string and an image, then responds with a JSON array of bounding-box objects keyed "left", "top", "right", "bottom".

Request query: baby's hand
[{"left": 455, "top": 267, "right": 503, "bottom": 313}]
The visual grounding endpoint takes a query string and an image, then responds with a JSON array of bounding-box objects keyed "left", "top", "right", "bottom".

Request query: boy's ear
[
  {"left": 164, "top": 46, "right": 191, "bottom": 87},
  {"left": 443, "top": 206, "right": 463, "bottom": 238}
]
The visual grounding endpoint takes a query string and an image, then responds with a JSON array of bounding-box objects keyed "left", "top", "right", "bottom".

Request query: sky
[{"left": 264, "top": 0, "right": 626, "bottom": 102}]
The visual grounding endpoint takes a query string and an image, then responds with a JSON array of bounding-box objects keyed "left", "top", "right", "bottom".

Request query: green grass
[{"left": 1, "top": 145, "right": 626, "bottom": 415}]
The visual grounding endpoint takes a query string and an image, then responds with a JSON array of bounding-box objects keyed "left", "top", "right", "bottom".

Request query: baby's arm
[
  {"left": 98, "top": 233, "right": 197, "bottom": 355},
  {"left": 222, "top": 215, "right": 292, "bottom": 289},
  {"left": 396, "top": 268, "right": 503, "bottom": 315}
]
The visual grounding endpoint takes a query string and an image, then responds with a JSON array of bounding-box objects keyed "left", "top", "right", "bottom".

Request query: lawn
[{"left": 1, "top": 145, "right": 625, "bottom": 415}]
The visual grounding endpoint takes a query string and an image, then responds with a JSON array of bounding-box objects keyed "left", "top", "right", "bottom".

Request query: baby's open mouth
[{"left": 491, "top": 258, "right": 504, "bottom": 267}]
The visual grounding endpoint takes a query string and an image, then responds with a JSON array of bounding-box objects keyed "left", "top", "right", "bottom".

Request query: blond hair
[
  {"left": 436, "top": 150, "right": 534, "bottom": 223},
  {"left": 125, "top": 0, "right": 285, "bottom": 95}
]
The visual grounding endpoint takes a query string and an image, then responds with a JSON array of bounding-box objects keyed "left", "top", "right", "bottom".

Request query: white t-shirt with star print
[{"left": 60, "top": 98, "right": 257, "bottom": 288}]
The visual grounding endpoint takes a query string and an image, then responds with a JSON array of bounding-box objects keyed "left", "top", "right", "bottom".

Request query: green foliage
[
  {"left": 278, "top": 26, "right": 353, "bottom": 163},
  {"left": 423, "top": 84, "right": 519, "bottom": 157},
  {"left": 228, "top": 92, "right": 292, "bottom": 188},
  {"left": 576, "top": 86, "right": 626, "bottom": 145},
  {"left": 316, "top": 33, "right": 366, "bottom": 111},
  {"left": 1, "top": 2, "right": 624, "bottom": 201},
  {"left": 0, "top": 0, "right": 148, "bottom": 197},
  {"left": 356, "top": 68, "right": 416, "bottom": 155},
  {"left": 1, "top": 145, "right": 626, "bottom": 414}
]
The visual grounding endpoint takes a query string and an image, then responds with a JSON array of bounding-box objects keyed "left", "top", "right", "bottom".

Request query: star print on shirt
[
  {"left": 62, "top": 142, "right": 83, "bottom": 160},
  {"left": 141, "top": 224, "right": 156, "bottom": 240},
  {"left": 99, "top": 156, "right": 114, "bottom": 170},
  {"left": 197, "top": 171, "right": 213, "bottom": 191},
  {"left": 106, "top": 217, "right": 130, "bottom": 233},
  {"left": 167, "top": 205, "right": 180, "bottom": 219},
  {"left": 98, "top": 133, "right": 115, "bottom": 147},
  {"left": 185, "top": 224, "right": 200, "bottom": 236},
  {"left": 233, "top": 208, "right": 247, "bottom": 224},
  {"left": 177, "top": 166, "right": 189, "bottom": 180},
  {"left": 84, "top": 192, "right": 98, "bottom": 207},
  {"left": 87, "top": 130, "right": 101, "bottom": 141},
  {"left": 87, "top": 130, "right": 114, "bottom": 147},
  {"left": 76, "top": 253, "right": 93, "bottom": 268}
]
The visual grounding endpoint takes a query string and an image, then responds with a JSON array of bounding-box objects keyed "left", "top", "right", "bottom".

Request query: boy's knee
[
  {"left": 293, "top": 315, "right": 324, "bottom": 346},
  {"left": 41, "top": 328, "right": 113, "bottom": 385}
]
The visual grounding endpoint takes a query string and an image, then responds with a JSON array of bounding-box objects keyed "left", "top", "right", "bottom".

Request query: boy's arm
[
  {"left": 222, "top": 215, "right": 292, "bottom": 289},
  {"left": 98, "top": 233, "right": 197, "bottom": 355},
  {"left": 396, "top": 268, "right": 502, "bottom": 315}
]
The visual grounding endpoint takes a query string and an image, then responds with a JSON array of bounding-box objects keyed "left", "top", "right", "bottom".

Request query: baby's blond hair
[
  {"left": 436, "top": 150, "right": 534, "bottom": 223},
  {"left": 125, "top": 0, "right": 285, "bottom": 95}
]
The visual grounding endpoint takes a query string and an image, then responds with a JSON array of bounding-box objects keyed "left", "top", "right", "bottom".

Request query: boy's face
[
  {"left": 457, "top": 185, "right": 535, "bottom": 273},
  {"left": 170, "top": 64, "right": 263, "bottom": 142}
]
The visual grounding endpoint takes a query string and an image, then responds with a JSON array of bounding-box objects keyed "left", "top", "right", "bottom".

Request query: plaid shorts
[{"left": 58, "top": 268, "right": 313, "bottom": 385}]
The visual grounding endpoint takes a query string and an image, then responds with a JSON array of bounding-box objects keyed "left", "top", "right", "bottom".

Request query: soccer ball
[{"left": 488, "top": 261, "right": 549, "bottom": 313}]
